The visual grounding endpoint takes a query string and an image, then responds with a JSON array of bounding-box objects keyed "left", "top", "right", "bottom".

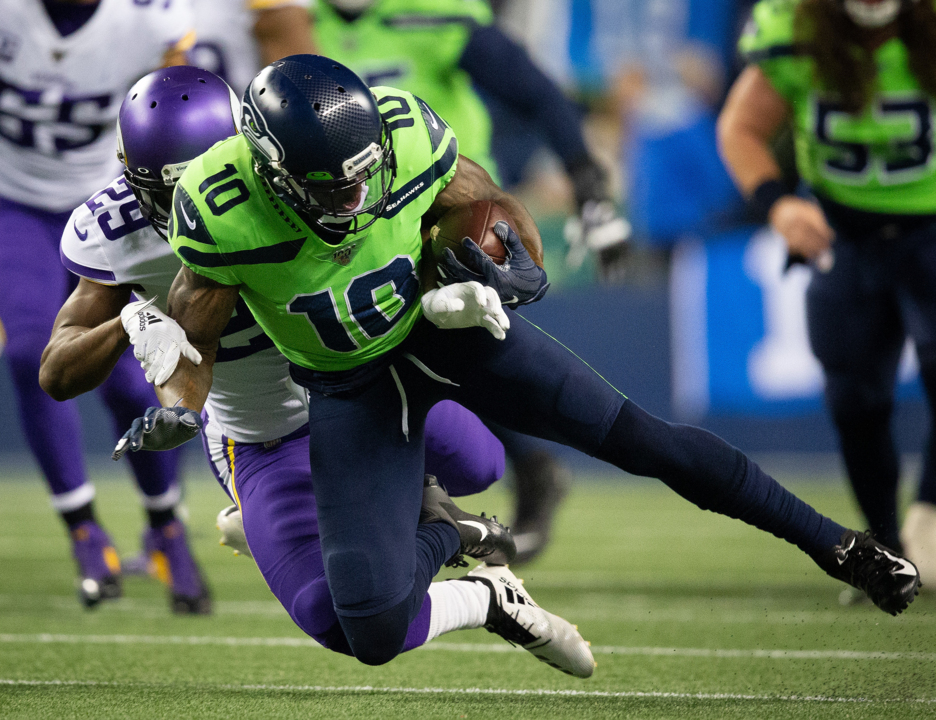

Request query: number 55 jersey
[
  {"left": 0, "top": 0, "right": 194, "bottom": 212},
  {"left": 740, "top": 0, "right": 936, "bottom": 214}
]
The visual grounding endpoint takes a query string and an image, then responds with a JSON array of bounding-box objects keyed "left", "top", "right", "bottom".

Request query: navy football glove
[
  {"left": 112, "top": 405, "right": 203, "bottom": 460},
  {"left": 438, "top": 221, "right": 549, "bottom": 307}
]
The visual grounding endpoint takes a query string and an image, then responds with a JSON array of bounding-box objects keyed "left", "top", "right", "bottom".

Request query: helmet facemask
[
  {"left": 120, "top": 158, "right": 191, "bottom": 239},
  {"left": 258, "top": 125, "right": 396, "bottom": 236}
]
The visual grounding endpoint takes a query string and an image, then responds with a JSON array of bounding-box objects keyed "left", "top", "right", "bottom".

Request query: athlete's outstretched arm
[
  {"left": 39, "top": 280, "right": 133, "bottom": 401},
  {"left": 157, "top": 266, "right": 241, "bottom": 412},
  {"left": 429, "top": 154, "right": 543, "bottom": 268}
]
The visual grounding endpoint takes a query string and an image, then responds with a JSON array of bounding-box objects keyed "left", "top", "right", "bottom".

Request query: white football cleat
[
  {"left": 216, "top": 505, "right": 252, "bottom": 558},
  {"left": 458, "top": 563, "right": 595, "bottom": 678}
]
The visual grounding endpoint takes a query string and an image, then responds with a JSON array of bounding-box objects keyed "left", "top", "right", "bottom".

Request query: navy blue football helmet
[
  {"left": 117, "top": 66, "right": 240, "bottom": 237},
  {"left": 241, "top": 55, "right": 395, "bottom": 236}
]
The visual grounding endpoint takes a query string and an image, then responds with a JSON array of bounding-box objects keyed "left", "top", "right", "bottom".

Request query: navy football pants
[
  {"left": 807, "top": 221, "right": 936, "bottom": 549},
  {"left": 294, "top": 315, "right": 847, "bottom": 663}
]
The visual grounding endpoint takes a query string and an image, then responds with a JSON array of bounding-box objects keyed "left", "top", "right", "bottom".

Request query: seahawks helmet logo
[{"left": 241, "top": 94, "right": 285, "bottom": 165}]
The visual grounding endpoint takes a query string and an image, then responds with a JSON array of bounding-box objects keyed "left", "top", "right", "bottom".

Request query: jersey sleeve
[
  {"left": 168, "top": 178, "right": 242, "bottom": 286},
  {"left": 60, "top": 204, "right": 119, "bottom": 286},
  {"left": 374, "top": 88, "right": 459, "bottom": 218},
  {"left": 738, "top": 0, "right": 806, "bottom": 102}
]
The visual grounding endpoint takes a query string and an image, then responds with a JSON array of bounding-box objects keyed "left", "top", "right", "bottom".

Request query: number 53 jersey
[
  {"left": 169, "top": 87, "right": 458, "bottom": 373},
  {"left": 741, "top": 0, "right": 936, "bottom": 214},
  {"left": 0, "top": 0, "right": 194, "bottom": 212},
  {"left": 60, "top": 176, "right": 308, "bottom": 444}
]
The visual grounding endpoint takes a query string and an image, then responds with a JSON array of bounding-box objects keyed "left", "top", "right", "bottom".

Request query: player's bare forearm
[
  {"left": 39, "top": 280, "right": 133, "bottom": 401},
  {"left": 430, "top": 155, "right": 544, "bottom": 268},
  {"left": 254, "top": 6, "right": 316, "bottom": 65},
  {"left": 716, "top": 66, "right": 790, "bottom": 195},
  {"left": 160, "top": 266, "right": 240, "bottom": 411}
]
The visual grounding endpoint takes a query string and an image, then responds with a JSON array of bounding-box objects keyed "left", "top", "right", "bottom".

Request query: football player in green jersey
[
  {"left": 312, "top": 0, "right": 627, "bottom": 254},
  {"left": 718, "top": 0, "right": 936, "bottom": 587},
  {"left": 312, "top": 0, "right": 633, "bottom": 562},
  {"left": 117, "top": 55, "right": 920, "bottom": 668}
]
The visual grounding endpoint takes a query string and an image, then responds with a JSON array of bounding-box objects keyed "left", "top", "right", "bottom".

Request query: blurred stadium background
[{"left": 1, "top": 0, "right": 927, "bottom": 471}]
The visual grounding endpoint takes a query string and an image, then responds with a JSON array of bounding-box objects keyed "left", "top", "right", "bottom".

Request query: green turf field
[{"left": 0, "top": 464, "right": 933, "bottom": 719}]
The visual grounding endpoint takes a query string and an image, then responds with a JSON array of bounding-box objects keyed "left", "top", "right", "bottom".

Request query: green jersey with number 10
[
  {"left": 167, "top": 87, "right": 458, "bottom": 372},
  {"left": 740, "top": 0, "right": 936, "bottom": 214}
]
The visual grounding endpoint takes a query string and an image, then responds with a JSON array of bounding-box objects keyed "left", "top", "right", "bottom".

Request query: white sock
[{"left": 425, "top": 579, "right": 490, "bottom": 642}]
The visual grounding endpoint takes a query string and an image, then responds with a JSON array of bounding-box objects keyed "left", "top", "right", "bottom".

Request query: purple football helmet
[{"left": 117, "top": 66, "right": 240, "bottom": 237}]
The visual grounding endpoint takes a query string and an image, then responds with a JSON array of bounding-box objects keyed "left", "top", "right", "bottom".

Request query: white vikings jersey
[
  {"left": 0, "top": 0, "right": 194, "bottom": 212},
  {"left": 60, "top": 176, "right": 309, "bottom": 443},
  {"left": 190, "top": 0, "right": 311, "bottom": 96}
]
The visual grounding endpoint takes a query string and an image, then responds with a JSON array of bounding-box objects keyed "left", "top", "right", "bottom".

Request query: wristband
[{"left": 749, "top": 179, "right": 788, "bottom": 223}]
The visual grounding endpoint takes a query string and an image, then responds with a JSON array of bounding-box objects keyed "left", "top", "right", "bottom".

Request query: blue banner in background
[{"left": 671, "top": 226, "right": 922, "bottom": 420}]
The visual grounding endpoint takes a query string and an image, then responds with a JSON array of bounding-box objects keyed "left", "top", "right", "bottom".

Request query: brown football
[{"left": 430, "top": 200, "right": 513, "bottom": 266}]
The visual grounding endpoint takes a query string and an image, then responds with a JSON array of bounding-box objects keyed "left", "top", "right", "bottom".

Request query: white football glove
[
  {"left": 120, "top": 297, "right": 202, "bottom": 386},
  {"left": 421, "top": 281, "right": 510, "bottom": 340}
]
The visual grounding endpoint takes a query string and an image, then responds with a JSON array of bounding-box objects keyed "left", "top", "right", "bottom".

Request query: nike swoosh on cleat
[
  {"left": 505, "top": 296, "right": 519, "bottom": 306},
  {"left": 882, "top": 551, "right": 918, "bottom": 576},
  {"left": 457, "top": 520, "right": 489, "bottom": 541},
  {"left": 181, "top": 204, "right": 197, "bottom": 230}
]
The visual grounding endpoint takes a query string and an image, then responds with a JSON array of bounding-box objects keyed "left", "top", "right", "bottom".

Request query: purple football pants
[
  {"left": 0, "top": 196, "right": 180, "bottom": 502},
  {"left": 202, "top": 399, "right": 504, "bottom": 654}
]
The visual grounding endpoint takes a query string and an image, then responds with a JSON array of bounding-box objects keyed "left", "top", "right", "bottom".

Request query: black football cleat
[
  {"left": 510, "top": 451, "right": 569, "bottom": 565},
  {"left": 815, "top": 529, "right": 921, "bottom": 616},
  {"left": 419, "top": 475, "right": 516, "bottom": 567}
]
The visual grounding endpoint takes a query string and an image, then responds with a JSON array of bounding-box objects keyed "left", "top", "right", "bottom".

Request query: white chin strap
[{"left": 843, "top": 0, "right": 902, "bottom": 28}]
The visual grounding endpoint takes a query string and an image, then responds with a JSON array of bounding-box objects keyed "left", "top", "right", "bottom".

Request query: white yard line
[
  {"left": 1, "top": 633, "right": 934, "bottom": 661},
  {"left": 0, "top": 678, "right": 933, "bottom": 704},
  {"left": 3, "top": 594, "right": 934, "bottom": 625}
]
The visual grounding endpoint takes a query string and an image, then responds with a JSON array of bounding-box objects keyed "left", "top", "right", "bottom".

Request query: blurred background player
[
  {"left": 189, "top": 0, "right": 315, "bottom": 95},
  {"left": 717, "top": 0, "right": 936, "bottom": 586},
  {"left": 311, "top": 0, "right": 632, "bottom": 562},
  {"left": 0, "top": 0, "right": 209, "bottom": 612},
  {"left": 311, "top": 0, "right": 629, "bottom": 271}
]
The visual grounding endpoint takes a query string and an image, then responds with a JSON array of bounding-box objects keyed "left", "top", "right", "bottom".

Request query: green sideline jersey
[
  {"left": 311, "top": 0, "right": 498, "bottom": 178},
  {"left": 167, "top": 87, "right": 458, "bottom": 372},
  {"left": 741, "top": 0, "right": 936, "bottom": 214}
]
